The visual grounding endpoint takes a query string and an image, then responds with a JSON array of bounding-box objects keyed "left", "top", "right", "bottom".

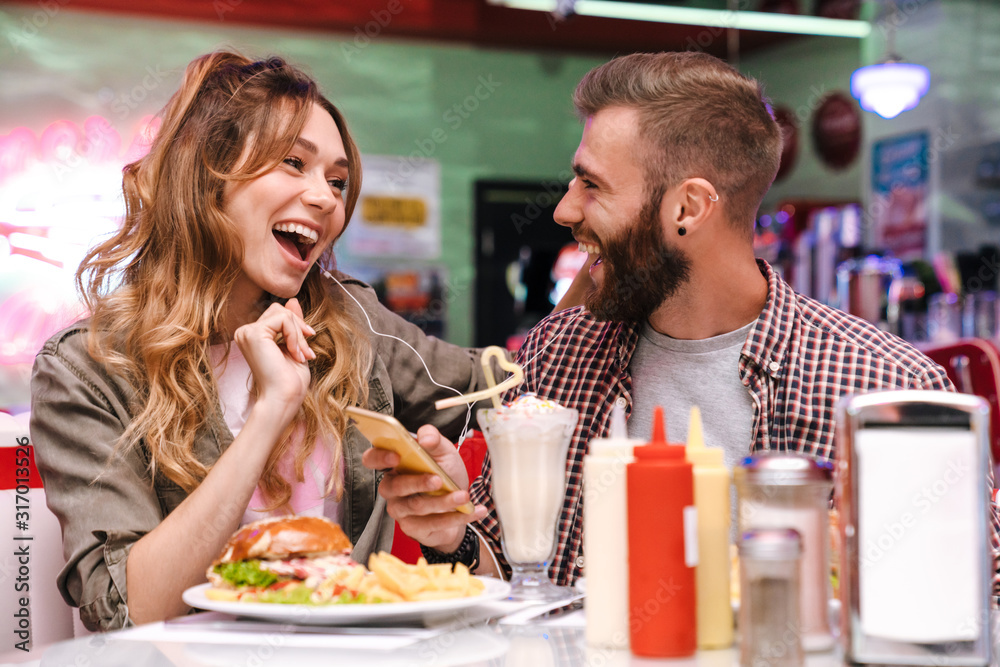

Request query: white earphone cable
[
  {"left": 324, "top": 266, "right": 589, "bottom": 576},
  {"left": 323, "top": 268, "right": 588, "bottom": 444},
  {"left": 323, "top": 269, "right": 475, "bottom": 444}
]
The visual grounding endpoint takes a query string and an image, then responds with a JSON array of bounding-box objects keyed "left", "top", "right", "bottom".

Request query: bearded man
[{"left": 364, "top": 52, "right": 972, "bottom": 588}]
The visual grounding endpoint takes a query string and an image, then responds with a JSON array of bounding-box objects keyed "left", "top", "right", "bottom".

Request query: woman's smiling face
[{"left": 224, "top": 102, "right": 350, "bottom": 309}]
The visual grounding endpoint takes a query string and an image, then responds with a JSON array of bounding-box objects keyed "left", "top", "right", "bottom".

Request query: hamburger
[{"left": 205, "top": 516, "right": 370, "bottom": 604}]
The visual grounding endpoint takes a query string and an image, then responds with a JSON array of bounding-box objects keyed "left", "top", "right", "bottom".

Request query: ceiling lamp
[{"left": 850, "top": 0, "right": 929, "bottom": 119}]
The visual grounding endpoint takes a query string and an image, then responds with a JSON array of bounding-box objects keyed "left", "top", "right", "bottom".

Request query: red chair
[
  {"left": 389, "top": 430, "right": 488, "bottom": 563},
  {"left": 0, "top": 412, "right": 78, "bottom": 652},
  {"left": 922, "top": 338, "right": 1000, "bottom": 469}
]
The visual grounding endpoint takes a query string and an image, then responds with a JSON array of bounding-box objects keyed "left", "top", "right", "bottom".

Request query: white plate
[{"left": 182, "top": 577, "right": 511, "bottom": 626}]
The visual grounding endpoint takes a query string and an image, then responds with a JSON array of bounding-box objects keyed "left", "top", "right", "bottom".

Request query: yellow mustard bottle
[{"left": 685, "top": 405, "right": 734, "bottom": 649}]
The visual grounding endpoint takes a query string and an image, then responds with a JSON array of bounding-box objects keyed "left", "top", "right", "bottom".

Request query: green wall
[
  {"left": 740, "top": 34, "right": 864, "bottom": 213},
  {"left": 0, "top": 6, "right": 606, "bottom": 346}
]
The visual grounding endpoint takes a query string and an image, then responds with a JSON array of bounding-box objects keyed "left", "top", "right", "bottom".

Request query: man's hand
[
  {"left": 553, "top": 252, "right": 596, "bottom": 312},
  {"left": 362, "top": 424, "right": 487, "bottom": 553}
]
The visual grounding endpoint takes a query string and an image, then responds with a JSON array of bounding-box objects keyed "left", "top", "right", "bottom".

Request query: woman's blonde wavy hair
[{"left": 77, "top": 51, "right": 372, "bottom": 509}]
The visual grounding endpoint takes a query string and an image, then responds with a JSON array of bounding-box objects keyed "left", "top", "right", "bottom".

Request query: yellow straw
[
  {"left": 434, "top": 345, "right": 524, "bottom": 410},
  {"left": 481, "top": 345, "right": 501, "bottom": 409}
]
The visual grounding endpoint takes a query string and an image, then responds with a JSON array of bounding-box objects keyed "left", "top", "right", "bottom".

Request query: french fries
[{"left": 362, "top": 552, "right": 485, "bottom": 603}]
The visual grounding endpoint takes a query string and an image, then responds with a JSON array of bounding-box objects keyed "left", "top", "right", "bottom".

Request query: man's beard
[{"left": 585, "top": 195, "right": 691, "bottom": 323}]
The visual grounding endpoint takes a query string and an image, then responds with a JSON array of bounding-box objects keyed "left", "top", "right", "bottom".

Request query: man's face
[
  {"left": 586, "top": 189, "right": 691, "bottom": 322},
  {"left": 554, "top": 106, "right": 690, "bottom": 322}
]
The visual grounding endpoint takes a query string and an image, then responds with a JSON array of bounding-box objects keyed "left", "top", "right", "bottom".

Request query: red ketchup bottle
[{"left": 626, "top": 406, "right": 697, "bottom": 657}]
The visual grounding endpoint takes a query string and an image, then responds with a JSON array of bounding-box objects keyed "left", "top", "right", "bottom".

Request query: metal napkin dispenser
[{"left": 836, "top": 390, "right": 992, "bottom": 666}]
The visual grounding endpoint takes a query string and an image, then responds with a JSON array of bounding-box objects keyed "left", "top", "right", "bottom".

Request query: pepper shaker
[{"left": 739, "top": 528, "right": 804, "bottom": 667}]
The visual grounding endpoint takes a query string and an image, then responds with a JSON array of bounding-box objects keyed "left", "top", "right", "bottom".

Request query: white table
[{"left": 20, "top": 600, "right": 1000, "bottom": 667}]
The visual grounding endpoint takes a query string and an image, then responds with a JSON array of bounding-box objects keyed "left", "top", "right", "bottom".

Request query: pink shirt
[{"left": 209, "top": 344, "right": 341, "bottom": 524}]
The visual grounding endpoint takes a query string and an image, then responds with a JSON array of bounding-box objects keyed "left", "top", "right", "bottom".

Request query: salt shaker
[
  {"left": 734, "top": 454, "right": 833, "bottom": 652},
  {"left": 739, "top": 528, "right": 804, "bottom": 667}
]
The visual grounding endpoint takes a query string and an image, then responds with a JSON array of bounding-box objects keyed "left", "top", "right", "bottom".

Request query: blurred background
[{"left": 1, "top": 0, "right": 999, "bottom": 415}]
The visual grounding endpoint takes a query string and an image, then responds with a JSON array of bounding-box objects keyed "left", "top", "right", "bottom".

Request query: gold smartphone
[{"left": 346, "top": 406, "right": 474, "bottom": 514}]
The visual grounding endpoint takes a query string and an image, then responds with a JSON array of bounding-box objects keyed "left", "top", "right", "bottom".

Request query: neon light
[
  {"left": 0, "top": 115, "right": 156, "bottom": 184},
  {"left": 491, "top": 0, "right": 871, "bottom": 38}
]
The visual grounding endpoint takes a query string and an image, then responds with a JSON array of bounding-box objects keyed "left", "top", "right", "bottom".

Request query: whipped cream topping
[{"left": 503, "top": 392, "right": 565, "bottom": 413}]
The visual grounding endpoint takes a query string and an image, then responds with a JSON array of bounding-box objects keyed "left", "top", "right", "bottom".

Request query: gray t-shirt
[{"left": 627, "top": 321, "right": 756, "bottom": 473}]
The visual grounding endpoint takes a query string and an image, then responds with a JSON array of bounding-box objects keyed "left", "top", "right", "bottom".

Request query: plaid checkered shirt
[{"left": 470, "top": 259, "right": 1000, "bottom": 598}]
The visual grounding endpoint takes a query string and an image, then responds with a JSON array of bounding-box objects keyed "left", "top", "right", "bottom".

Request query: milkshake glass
[{"left": 477, "top": 394, "right": 578, "bottom": 601}]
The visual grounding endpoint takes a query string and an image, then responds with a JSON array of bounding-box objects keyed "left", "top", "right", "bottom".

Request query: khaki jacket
[{"left": 30, "top": 272, "right": 488, "bottom": 631}]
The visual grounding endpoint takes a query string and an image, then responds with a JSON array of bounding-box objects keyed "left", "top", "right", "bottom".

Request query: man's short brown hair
[{"left": 573, "top": 52, "right": 781, "bottom": 236}]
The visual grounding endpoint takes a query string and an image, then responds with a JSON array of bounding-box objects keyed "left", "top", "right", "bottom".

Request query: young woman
[{"left": 29, "top": 52, "right": 486, "bottom": 631}]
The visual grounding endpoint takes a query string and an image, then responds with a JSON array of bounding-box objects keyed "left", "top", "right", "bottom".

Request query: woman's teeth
[{"left": 273, "top": 222, "right": 318, "bottom": 245}]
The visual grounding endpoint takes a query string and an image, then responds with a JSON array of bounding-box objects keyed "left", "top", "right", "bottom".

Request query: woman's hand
[
  {"left": 234, "top": 298, "right": 316, "bottom": 423},
  {"left": 362, "top": 424, "right": 487, "bottom": 553}
]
